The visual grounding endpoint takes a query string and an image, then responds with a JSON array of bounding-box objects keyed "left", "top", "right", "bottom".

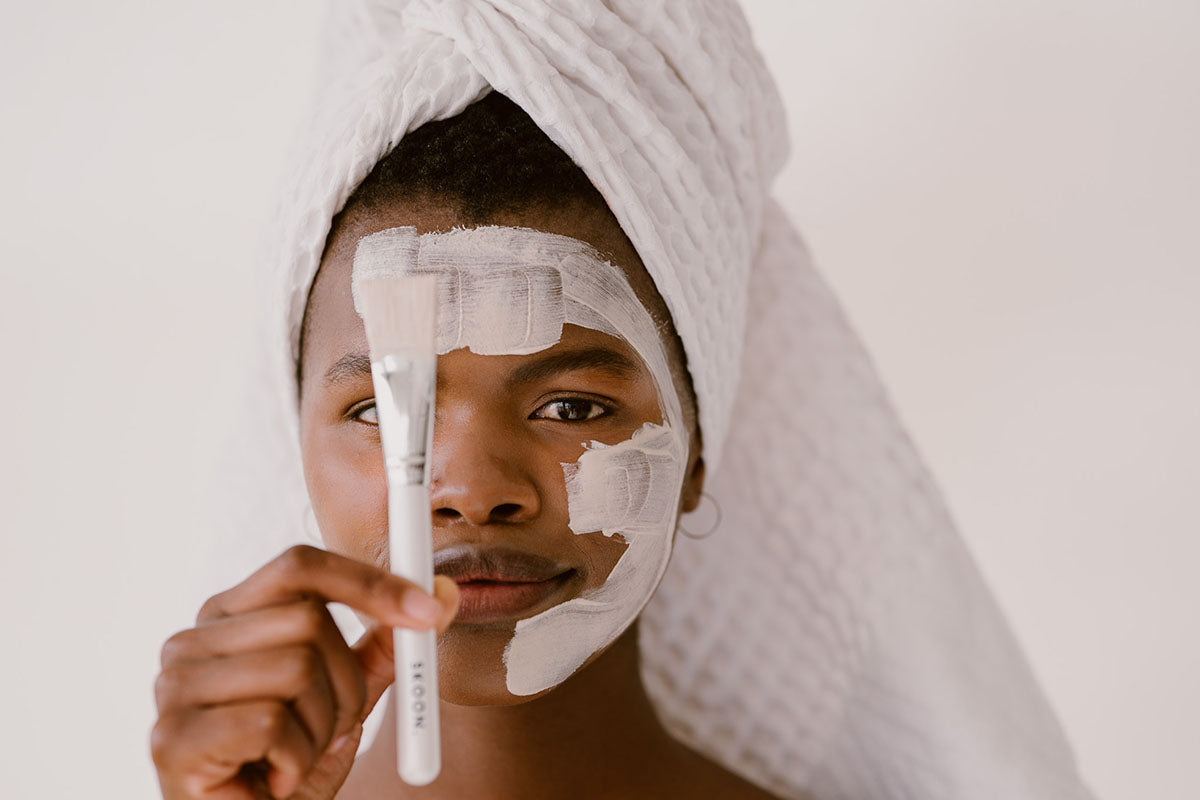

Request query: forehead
[{"left": 301, "top": 196, "right": 680, "bottom": 384}]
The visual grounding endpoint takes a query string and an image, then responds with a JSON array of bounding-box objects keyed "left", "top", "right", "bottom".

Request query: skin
[{"left": 150, "top": 194, "right": 788, "bottom": 799}]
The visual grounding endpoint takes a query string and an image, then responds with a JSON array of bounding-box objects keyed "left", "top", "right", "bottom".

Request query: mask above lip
[{"left": 434, "top": 543, "right": 574, "bottom": 583}]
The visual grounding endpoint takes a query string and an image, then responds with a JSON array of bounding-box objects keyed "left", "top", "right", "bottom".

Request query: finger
[
  {"left": 350, "top": 576, "right": 461, "bottom": 721},
  {"left": 287, "top": 723, "right": 363, "bottom": 800},
  {"left": 155, "top": 645, "right": 337, "bottom": 752},
  {"left": 161, "top": 600, "right": 367, "bottom": 739},
  {"left": 350, "top": 625, "right": 396, "bottom": 721},
  {"left": 152, "top": 701, "right": 315, "bottom": 800},
  {"left": 198, "top": 545, "right": 442, "bottom": 630}
]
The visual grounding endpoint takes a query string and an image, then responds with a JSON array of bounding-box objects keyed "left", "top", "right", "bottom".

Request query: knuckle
[
  {"left": 362, "top": 567, "right": 403, "bottom": 606},
  {"left": 284, "top": 645, "right": 323, "bottom": 689},
  {"left": 196, "top": 593, "right": 226, "bottom": 623},
  {"left": 159, "top": 629, "right": 195, "bottom": 668},
  {"left": 357, "top": 569, "right": 384, "bottom": 599},
  {"left": 149, "top": 713, "right": 184, "bottom": 767},
  {"left": 252, "top": 703, "right": 289, "bottom": 741},
  {"left": 184, "top": 773, "right": 215, "bottom": 797},
  {"left": 277, "top": 544, "right": 320, "bottom": 575},
  {"left": 295, "top": 599, "right": 328, "bottom": 639},
  {"left": 153, "top": 667, "right": 184, "bottom": 710}
]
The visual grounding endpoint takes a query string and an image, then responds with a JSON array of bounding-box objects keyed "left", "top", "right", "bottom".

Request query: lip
[{"left": 434, "top": 544, "right": 577, "bottom": 624}]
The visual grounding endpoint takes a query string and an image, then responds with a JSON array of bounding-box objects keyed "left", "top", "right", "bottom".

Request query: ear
[{"left": 679, "top": 453, "right": 706, "bottom": 513}]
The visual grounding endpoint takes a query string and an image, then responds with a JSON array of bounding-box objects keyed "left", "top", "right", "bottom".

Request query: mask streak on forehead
[{"left": 352, "top": 225, "right": 687, "bottom": 695}]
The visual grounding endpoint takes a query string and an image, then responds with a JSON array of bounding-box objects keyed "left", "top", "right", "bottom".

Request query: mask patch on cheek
[{"left": 563, "top": 423, "right": 680, "bottom": 538}]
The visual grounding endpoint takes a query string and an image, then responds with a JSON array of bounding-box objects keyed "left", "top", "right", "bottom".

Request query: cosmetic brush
[{"left": 359, "top": 274, "right": 441, "bottom": 786}]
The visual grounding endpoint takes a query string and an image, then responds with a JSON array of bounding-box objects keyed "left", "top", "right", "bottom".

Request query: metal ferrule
[{"left": 371, "top": 353, "right": 436, "bottom": 487}]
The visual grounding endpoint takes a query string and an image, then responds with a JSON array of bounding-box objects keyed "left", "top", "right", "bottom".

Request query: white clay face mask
[{"left": 352, "top": 226, "right": 688, "bottom": 696}]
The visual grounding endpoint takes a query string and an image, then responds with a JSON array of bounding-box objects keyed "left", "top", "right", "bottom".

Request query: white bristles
[{"left": 359, "top": 275, "right": 437, "bottom": 360}]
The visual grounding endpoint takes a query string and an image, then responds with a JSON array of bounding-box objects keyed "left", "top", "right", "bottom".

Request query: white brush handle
[{"left": 389, "top": 482, "right": 441, "bottom": 786}]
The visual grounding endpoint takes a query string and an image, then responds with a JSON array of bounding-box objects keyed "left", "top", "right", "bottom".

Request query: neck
[{"left": 355, "top": 624, "right": 687, "bottom": 798}]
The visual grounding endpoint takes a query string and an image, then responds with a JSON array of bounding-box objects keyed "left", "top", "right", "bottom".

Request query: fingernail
[{"left": 402, "top": 590, "right": 440, "bottom": 625}]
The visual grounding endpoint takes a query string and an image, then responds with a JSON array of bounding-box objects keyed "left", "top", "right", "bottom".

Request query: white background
[{"left": 2, "top": 2, "right": 1196, "bottom": 797}]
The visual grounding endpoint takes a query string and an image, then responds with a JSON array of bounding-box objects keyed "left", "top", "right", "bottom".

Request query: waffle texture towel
[{"left": 218, "top": 1, "right": 1097, "bottom": 797}]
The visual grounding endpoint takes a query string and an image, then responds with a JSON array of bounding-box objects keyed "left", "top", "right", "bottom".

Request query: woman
[{"left": 152, "top": 2, "right": 1094, "bottom": 798}]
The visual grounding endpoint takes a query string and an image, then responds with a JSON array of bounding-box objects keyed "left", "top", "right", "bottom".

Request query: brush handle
[{"left": 389, "top": 482, "right": 441, "bottom": 786}]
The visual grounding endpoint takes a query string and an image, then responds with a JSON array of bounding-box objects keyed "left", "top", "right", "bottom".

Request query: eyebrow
[
  {"left": 323, "top": 352, "right": 373, "bottom": 387},
  {"left": 504, "top": 346, "right": 642, "bottom": 388},
  {"left": 321, "top": 346, "right": 641, "bottom": 389}
]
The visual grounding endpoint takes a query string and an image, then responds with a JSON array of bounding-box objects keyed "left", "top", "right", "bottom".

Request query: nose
[{"left": 429, "top": 412, "right": 541, "bottom": 527}]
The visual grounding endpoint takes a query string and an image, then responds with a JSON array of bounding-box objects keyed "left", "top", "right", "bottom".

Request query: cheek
[
  {"left": 301, "top": 420, "right": 389, "bottom": 565},
  {"left": 570, "top": 531, "right": 630, "bottom": 591}
]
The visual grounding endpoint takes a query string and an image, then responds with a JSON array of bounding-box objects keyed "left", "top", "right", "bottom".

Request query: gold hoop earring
[{"left": 678, "top": 491, "right": 721, "bottom": 540}]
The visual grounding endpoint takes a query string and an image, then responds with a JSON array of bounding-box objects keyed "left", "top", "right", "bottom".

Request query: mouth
[{"left": 434, "top": 544, "right": 578, "bottom": 624}]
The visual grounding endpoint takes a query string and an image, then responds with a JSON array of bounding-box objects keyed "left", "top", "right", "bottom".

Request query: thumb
[{"left": 351, "top": 575, "right": 461, "bottom": 719}]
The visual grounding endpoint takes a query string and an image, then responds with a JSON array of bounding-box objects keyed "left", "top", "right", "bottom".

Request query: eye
[
  {"left": 532, "top": 397, "right": 611, "bottom": 422},
  {"left": 349, "top": 401, "right": 378, "bottom": 425}
]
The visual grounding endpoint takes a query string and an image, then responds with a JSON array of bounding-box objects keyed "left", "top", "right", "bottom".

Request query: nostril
[
  {"left": 429, "top": 498, "right": 534, "bottom": 526},
  {"left": 490, "top": 503, "right": 523, "bottom": 521}
]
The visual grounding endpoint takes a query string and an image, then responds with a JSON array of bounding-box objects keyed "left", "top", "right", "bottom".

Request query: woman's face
[{"left": 298, "top": 197, "right": 703, "bottom": 705}]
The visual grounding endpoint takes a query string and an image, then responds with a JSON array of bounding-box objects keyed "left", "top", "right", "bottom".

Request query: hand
[{"left": 151, "top": 545, "right": 459, "bottom": 799}]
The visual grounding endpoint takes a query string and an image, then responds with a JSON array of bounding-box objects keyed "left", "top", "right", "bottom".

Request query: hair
[{"left": 349, "top": 92, "right": 609, "bottom": 220}]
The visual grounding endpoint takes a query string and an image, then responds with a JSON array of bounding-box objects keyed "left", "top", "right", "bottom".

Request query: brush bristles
[{"left": 360, "top": 275, "right": 437, "bottom": 360}]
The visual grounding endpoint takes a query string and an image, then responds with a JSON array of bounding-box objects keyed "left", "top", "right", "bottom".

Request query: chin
[
  {"left": 436, "top": 619, "right": 635, "bottom": 707},
  {"left": 436, "top": 622, "right": 542, "bottom": 706}
]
